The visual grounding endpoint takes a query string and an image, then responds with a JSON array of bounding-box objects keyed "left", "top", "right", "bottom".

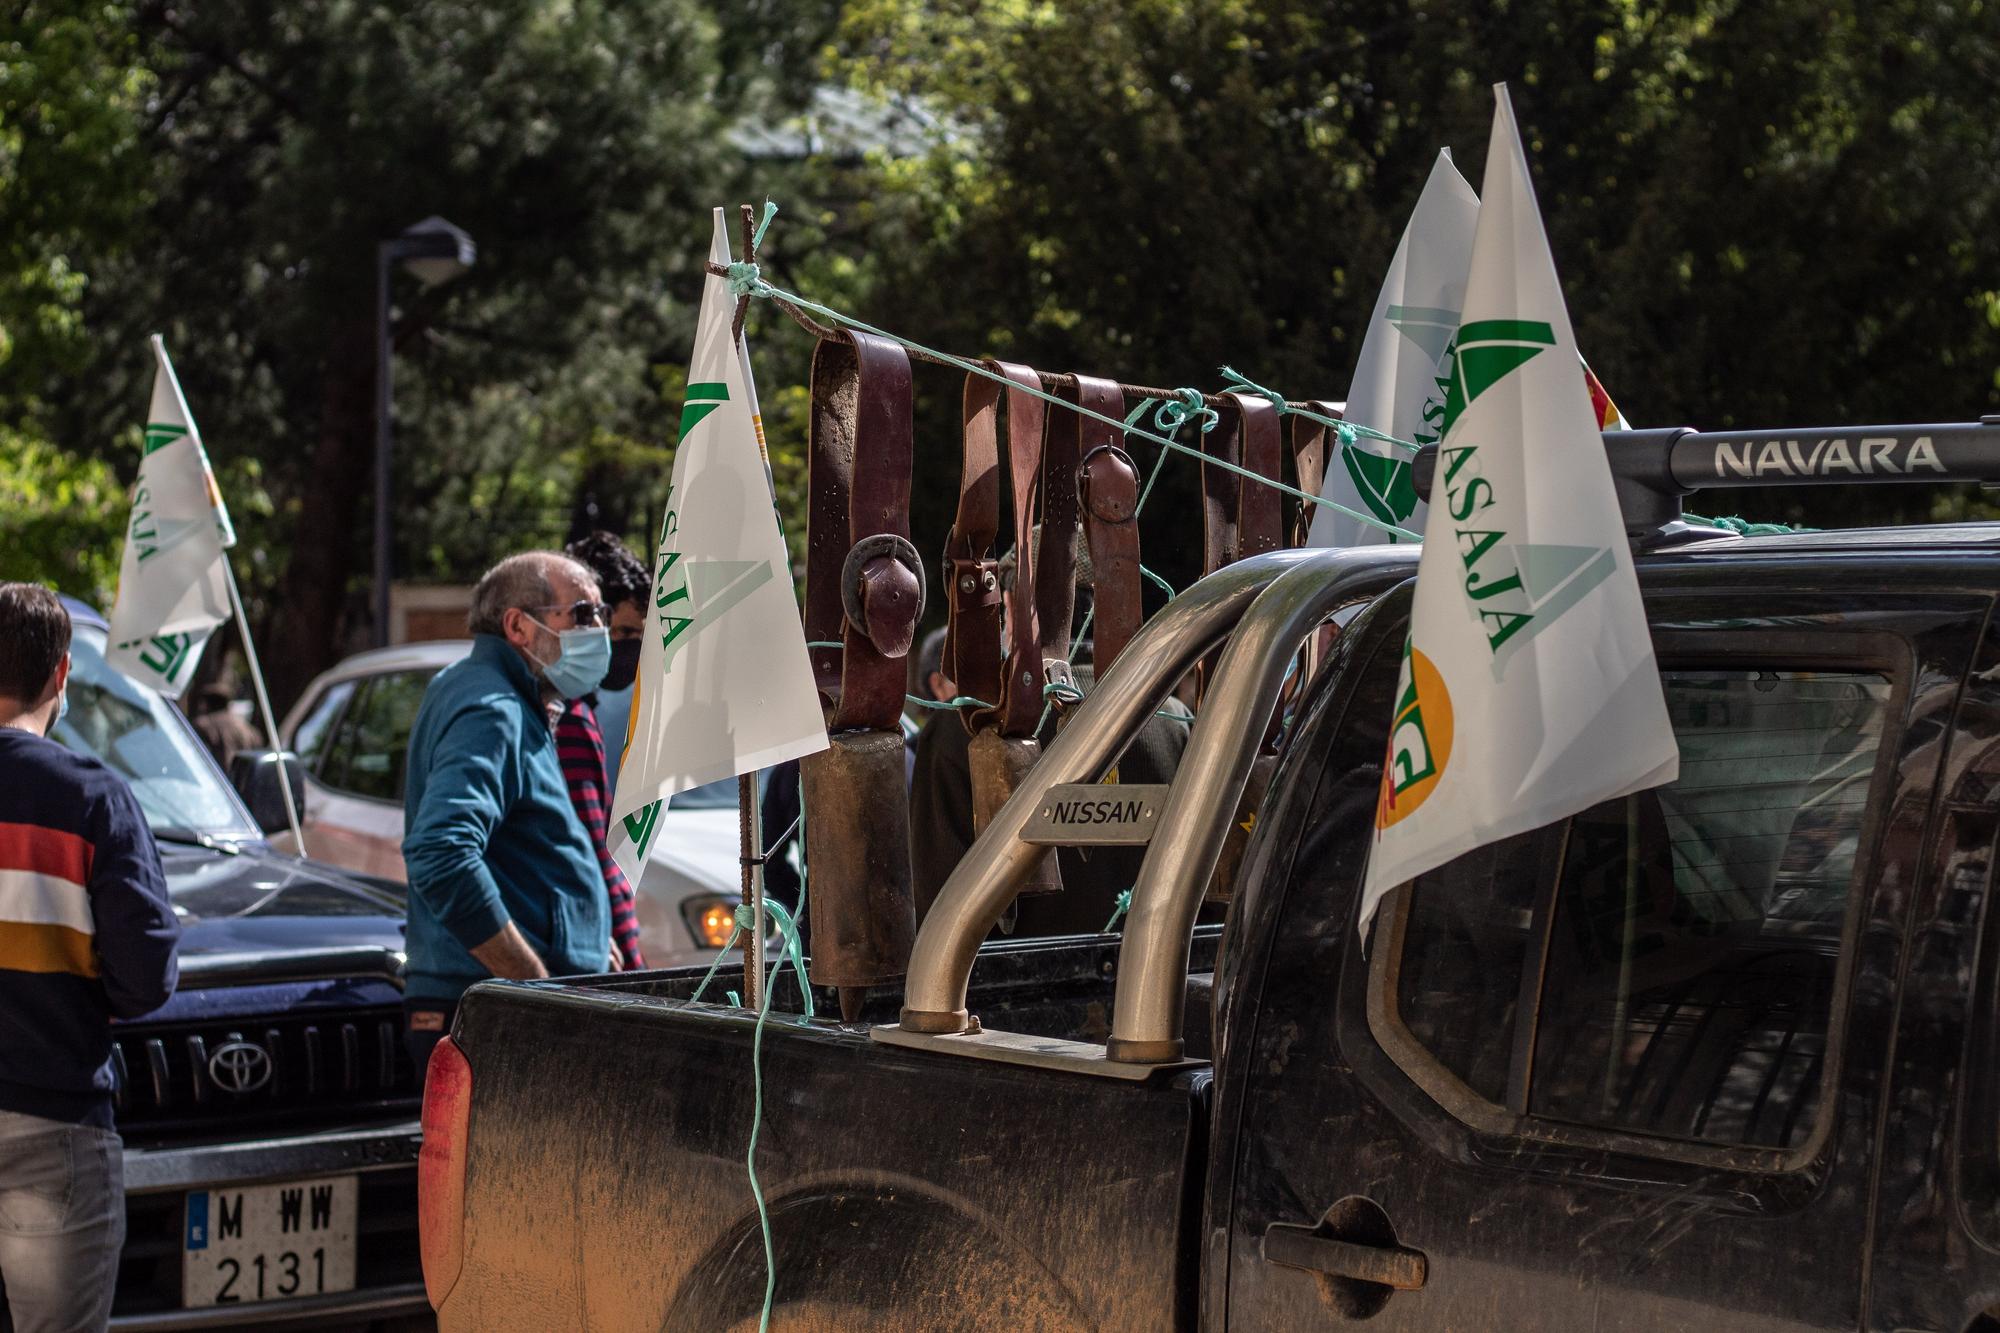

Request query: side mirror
[{"left": 229, "top": 750, "right": 305, "bottom": 836}]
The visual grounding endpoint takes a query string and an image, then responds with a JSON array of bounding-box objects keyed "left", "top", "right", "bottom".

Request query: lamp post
[{"left": 374, "top": 215, "right": 476, "bottom": 648}]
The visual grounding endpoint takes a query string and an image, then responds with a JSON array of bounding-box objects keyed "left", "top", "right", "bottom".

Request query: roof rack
[{"left": 1413, "top": 417, "right": 2000, "bottom": 548}]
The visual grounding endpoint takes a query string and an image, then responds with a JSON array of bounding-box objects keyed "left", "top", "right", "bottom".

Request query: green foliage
[
  {"left": 0, "top": 0, "right": 150, "bottom": 395},
  {"left": 832, "top": 0, "right": 2000, "bottom": 565},
  {"left": 0, "top": 427, "right": 124, "bottom": 605}
]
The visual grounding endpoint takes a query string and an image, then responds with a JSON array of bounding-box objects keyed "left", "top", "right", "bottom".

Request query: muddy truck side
[{"left": 421, "top": 429, "right": 2000, "bottom": 1331}]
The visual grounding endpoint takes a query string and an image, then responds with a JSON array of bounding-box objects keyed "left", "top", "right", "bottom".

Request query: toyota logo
[{"left": 207, "top": 1041, "right": 273, "bottom": 1095}]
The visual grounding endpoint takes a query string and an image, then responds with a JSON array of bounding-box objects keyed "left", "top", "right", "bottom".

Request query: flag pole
[
  {"left": 738, "top": 772, "right": 765, "bottom": 1010},
  {"left": 221, "top": 563, "right": 308, "bottom": 858}
]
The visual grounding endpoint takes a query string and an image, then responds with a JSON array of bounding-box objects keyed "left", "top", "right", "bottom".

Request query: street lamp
[{"left": 374, "top": 215, "right": 476, "bottom": 648}]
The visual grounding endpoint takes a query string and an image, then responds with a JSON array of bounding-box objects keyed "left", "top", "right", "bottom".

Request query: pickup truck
[{"left": 420, "top": 422, "right": 2000, "bottom": 1331}]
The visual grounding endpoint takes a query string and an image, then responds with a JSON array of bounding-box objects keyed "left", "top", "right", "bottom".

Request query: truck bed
[{"left": 438, "top": 930, "right": 1219, "bottom": 1332}]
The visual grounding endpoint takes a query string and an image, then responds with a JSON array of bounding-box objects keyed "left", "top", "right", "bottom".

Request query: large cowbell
[{"left": 800, "top": 333, "right": 923, "bottom": 1017}]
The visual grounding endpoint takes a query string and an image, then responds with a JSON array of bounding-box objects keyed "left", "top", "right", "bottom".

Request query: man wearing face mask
[
  {"left": 399, "top": 552, "right": 613, "bottom": 1078},
  {"left": 564, "top": 531, "right": 648, "bottom": 797},
  {"left": 560, "top": 531, "right": 649, "bottom": 970}
]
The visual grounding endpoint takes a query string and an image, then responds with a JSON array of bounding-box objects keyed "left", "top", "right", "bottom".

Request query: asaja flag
[
  {"left": 607, "top": 209, "right": 829, "bottom": 886},
  {"left": 106, "top": 336, "right": 237, "bottom": 698},
  {"left": 1307, "top": 150, "right": 1478, "bottom": 548},
  {"left": 1358, "top": 86, "right": 1679, "bottom": 935}
]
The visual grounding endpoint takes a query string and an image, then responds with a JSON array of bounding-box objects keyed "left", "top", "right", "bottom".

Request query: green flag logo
[
  {"left": 122, "top": 633, "right": 195, "bottom": 687},
  {"left": 1435, "top": 319, "right": 1556, "bottom": 441},
  {"left": 1340, "top": 448, "right": 1419, "bottom": 540},
  {"left": 622, "top": 799, "right": 663, "bottom": 859},
  {"left": 143, "top": 422, "right": 189, "bottom": 456},
  {"left": 1384, "top": 305, "right": 1461, "bottom": 365},
  {"left": 678, "top": 382, "right": 729, "bottom": 437}
]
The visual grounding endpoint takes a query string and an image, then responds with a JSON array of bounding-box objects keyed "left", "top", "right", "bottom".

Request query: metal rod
[
  {"left": 1107, "top": 547, "right": 1416, "bottom": 1062},
  {"left": 1665, "top": 421, "right": 2000, "bottom": 490},
  {"left": 221, "top": 560, "right": 307, "bottom": 858},
  {"left": 739, "top": 771, "right": 764, "bottom": 1011},
  {"left": 704, "top": 260, "right": 1338, "bottom": 417},
  {"left": 372, "top": 241, "right": 394, "bottom": 650},
  {"left": 898, "top": 548, "right": 1325, "bottom": 1033}
]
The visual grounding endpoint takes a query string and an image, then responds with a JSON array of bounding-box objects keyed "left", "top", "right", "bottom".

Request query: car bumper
[{"left": 112, "top": 1120, "right": 428, "bottom": 1330}]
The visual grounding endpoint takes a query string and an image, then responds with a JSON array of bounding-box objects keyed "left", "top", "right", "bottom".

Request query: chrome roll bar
[
  {"left": 1105, "top": 548, "right": 1415, "bottom": 1062},
  {"left": 898, "top": 549, "right": 1320, "bottom": 1033}
]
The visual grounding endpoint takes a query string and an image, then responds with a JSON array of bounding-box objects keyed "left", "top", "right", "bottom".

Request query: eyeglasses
[{"left": 532, "top": 599, "right": 607, "bottom": 628}]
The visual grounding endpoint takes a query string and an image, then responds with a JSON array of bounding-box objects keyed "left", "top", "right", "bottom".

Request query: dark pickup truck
[{"left": 422, "top": 424, "right": 2000, "bottom": 1331}]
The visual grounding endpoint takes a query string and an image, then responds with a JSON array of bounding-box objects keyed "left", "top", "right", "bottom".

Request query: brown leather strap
[
  {"left": 1079, "top": 434, "right": 1141, "bottom": 680},
  {"left": 1231, "top": 392, "right": 1284, "bottom": 560},
  {"left": 949, "top": 361, "right": 1048, "bottom": 736},
  {"left": 1289, "top": 401, "right": 1341, "bottom": 546},
  {"left": 1200, "top": 403, "right": 1243, "bottom": 576},
  {"left": 945, "top": 372, "right": 1004, "bottom": 719},
  {"left": 1043, "top": 376, "right": 1122, "bottom": 670},
  {"left": 991, "top": 362, "right": 1050, "bottom": 737},
  {"left": 805, "top": 334, "right": 919, "bottom": 732}
]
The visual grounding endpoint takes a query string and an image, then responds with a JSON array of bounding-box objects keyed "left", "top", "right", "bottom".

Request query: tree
[
  {"left": 832, "top": 0, "right": 2000, "bottom": 579},
  {"left": 32, "top": 0, "right": 837, "bottom": 707}
]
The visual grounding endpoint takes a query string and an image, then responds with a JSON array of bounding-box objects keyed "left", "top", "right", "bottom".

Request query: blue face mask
[{"left": 527, "top": 618, "right": 612, "bottom": 700}]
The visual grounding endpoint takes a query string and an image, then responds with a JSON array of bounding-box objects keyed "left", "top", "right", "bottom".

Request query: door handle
[{"left": 1260, "top": 1223, "right": 1428, "bottom": 1291}]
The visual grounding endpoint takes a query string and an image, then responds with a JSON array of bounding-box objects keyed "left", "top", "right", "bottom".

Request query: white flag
[
  {"left": 606, "top": 210, "right": 829, "bottom": 884},
  {"left": 1358, "top": 87, "right": 1679, "bottom": 934},
  {"left": 106, "top": 337, "right": 237, "bottom": 698},
  {"left": 1308, "top": 150, "right": 1479, "bottom": 548}
]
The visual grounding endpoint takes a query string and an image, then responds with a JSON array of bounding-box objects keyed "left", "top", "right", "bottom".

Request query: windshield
[{"left": 50, "top": 625, "right": 257, "bottom": 839}]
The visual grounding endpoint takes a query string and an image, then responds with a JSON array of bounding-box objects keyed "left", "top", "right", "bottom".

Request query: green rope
[
  {"left": 1684, "top": 511, "right": 1814, "bottom": 536},
  {"left": 1103, "top": 888, "right": 1133, "bottom": 932},
  {"left": 1217, "top": 365, "right": 1421, "bottom": 455},
  {"left": 725, "top": 264, "right": 1419, "bottom": 542},
  {"left": 1154, "top": 387, "right": 1220, "bottom": 435}
]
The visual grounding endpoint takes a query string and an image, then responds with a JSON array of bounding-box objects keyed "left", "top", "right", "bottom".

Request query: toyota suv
[{"left": 49, "top": 600, "right": 426, "bottom": 1329}]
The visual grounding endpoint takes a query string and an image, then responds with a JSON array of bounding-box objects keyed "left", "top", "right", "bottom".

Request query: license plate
[{"left": 182, "top": 1176, "right": 358, "bottom": 1309}]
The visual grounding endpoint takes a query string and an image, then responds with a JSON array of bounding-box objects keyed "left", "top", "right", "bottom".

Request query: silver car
[{"left": 273, "top": 640, "right": 764, "bottom": 969}]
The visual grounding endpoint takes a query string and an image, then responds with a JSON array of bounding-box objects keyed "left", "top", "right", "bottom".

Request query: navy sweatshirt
[{"left": 0, "top": 728, "right": 181, "bottom": 1128}]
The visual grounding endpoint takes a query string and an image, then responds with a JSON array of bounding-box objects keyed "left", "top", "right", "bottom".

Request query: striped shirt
[
  {"left": 0, "top": 728, "right": 180, "bottom": 1127},
  {"left": 555, "top": 701, "right": 645, "bottom": 971}
]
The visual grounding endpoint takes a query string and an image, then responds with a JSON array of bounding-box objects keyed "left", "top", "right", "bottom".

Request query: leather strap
[
  {"left": 993, "top": 363, "right": 1051, "bottom": 736},
  {"left": 1289, "top": 401, "right": 1341, "bottom": 546},
  {"left": 1199, "top": 401, "right": 1242, "bottom": 577},
  {"left": 1079, "top": 433, "right": 1141, "bottom": 680},
  {"left": 1044, "top": 376, "right": 1122, "bottom": 671},
  {"left": 1231, "top": 392, "right": 1284, "bottom": 560},
  {"left": 949, "top": 361, "right": 1049, "bottom": 737},
  {"left": 1034, "top": 382, "right": 1087, "bottom": 669},
  {"left": 805, "top": 334, "right": 919, "bottom": 732}
]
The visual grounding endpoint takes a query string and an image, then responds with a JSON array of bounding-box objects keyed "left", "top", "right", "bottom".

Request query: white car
[{"left": 273, "top": 640, "right": 765, "bottom": 970}]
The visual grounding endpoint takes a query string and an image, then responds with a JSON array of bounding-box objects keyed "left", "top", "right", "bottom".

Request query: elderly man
[{"left": 400, "top": 552, "right": 613, "bottom": 1076}]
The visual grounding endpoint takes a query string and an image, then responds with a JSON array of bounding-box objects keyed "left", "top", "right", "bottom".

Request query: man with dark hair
[
  {"left": 0, "top": 582, "right": 180, "bottom": 1331},
  {"left": 563, "top": 530, "right": 647, "bottom": 793},
  {"left": 401, "top": 552, "right": 614, "bottom": 1075},
  {"left": 560, "top": 532, "right": 650, "bottom": 970}
]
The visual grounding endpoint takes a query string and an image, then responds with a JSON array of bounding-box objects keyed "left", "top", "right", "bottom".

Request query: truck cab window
[{"left": 1375, "top": 667, "right": 1891, "bottom": 1156}]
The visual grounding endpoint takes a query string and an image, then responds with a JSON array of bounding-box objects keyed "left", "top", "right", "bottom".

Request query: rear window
[{"left": 1379, "top": 667, "right": 1890, "bottom": 1155}]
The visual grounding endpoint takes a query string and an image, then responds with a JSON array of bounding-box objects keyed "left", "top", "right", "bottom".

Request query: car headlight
[{"left": 680, "top": 894, "right": 780, "bottom": 949}]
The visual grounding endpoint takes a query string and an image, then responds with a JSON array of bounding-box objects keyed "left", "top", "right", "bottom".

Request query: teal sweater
[{"left": 401, "top": 635, "right": 610, "bottom": 1001}]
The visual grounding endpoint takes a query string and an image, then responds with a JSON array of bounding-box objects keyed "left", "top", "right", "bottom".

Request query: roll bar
[
  {"left": 896, "top": 546, "right": 1418, "bottom": 1058},
  {"left": 1105, "top": 547, "right": 1416, "bottom": 1062}
]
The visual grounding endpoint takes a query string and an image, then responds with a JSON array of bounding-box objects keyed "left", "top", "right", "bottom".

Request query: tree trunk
[{"left": 265, "top": 314, "right": 375, "bottom": 715}]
